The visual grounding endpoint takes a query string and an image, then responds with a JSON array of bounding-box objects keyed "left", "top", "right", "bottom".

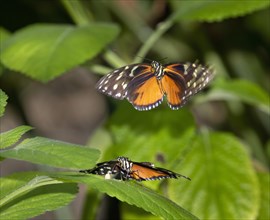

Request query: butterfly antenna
[
  {"left": 136, "top": 56, "right": 153, "bottom": 63},
  {"left": 157, "top": 57, "right": 168, "bottom": 63},
  {"left": 178, "top": 173, "right": 191, "bottom": 181}
]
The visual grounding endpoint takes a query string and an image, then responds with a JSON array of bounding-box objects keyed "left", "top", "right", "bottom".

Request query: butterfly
[
  {"left": 96, "top": 60, "right": 214, "bottom": 111},
  {"left": 80, "top": 156, "right": 190, "bottom": 181}
]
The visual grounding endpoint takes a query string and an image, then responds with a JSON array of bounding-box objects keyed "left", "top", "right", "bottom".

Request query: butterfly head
[{"left": 151, "top": 61, "right": 164, "bottom": 80}]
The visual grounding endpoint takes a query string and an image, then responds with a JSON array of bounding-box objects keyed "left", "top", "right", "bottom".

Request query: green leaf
[
  {"left": 0, "top": 27, "right": 11, "bottom": 44},
  {"left": 0, "top": 89, "right": 8, "bottom": 117},
  {"left": 0, "top": 137, "right": 100, "bottom": 169},
  {"left": 103, "top": 102, "right": 195, "bottom": 166},
  {"left": 0, "top": 27, "right": 11, "bottom": 75},
  {"left": 0, "top": 172, "right": 77, "bottom": 220},
  {"left": 52, "top": 173, "right": 199, "bottom": 220},
  {"left": 207, "top": 79, "right": 270, "bottom": 114},
  {"left": 0, "top": 125, "right": 32, "bottom": 149},
  {"left": 121, "top": 203, "right": 163, "bottom": 220},
  {"left": 169, "top": 132, "right": 259, "bottom": 219},
  {"left": 171, "top": 0, "right": 270, "bottom": 22},
  {"left": 0, "top": 23, "right": 120, "bottom": 82},
  {"left": 257, "top": 172, "right": 270, "bottom": 220}
]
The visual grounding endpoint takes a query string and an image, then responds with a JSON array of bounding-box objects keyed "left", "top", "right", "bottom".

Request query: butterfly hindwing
[
  {"left": 162, "top": 64, "right": 187, "bottom": 109},
  {"left": 126, "top": 66, "right": 164, "bottom": 110}
]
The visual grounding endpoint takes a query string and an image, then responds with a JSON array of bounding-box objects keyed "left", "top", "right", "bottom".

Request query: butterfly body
[
  {"left": 96, "top": 61, "right": 214, "bottom": 111},
  {"left": 80, "top": 156, "right": 190, "bottom": 181}
]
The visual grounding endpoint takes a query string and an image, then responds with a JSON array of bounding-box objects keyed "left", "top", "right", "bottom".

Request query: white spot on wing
[
  {"left": 116, "top": 74, "right": 123, "bottom": 80},
  {"left": 113, "top": 84, "right": 118, "bottom": 90},
  {"left": 105, "top": 173, "right": 112, "bottom": 179},
  {"left": 122, "top": 83, "right": 128, "bottom": 89}
]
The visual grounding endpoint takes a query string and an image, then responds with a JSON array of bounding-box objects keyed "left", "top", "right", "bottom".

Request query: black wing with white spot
[
  {"left": 79, "top": 159, "right": 130, "bottom": 180},
  {"left": 79, "top": 160, "right": 118, "bottom": 175},
  {"left": 96, "top": 64, "right": 151, "bottom": 100},
  {"left": 184, "top": 61, "right": 214, "bottom": 99}
]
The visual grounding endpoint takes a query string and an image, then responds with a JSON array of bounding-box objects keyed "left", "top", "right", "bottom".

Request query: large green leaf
[
  {"left": 171, "top": 0, "right": 270, "bottom": 22},
  {"left": 0, "top": 89, "right": 8, "bottom": 117},
  {"left": 169, "top": 132, "right": 259, "bottom": 219},
  {"left": 0, "top": 28, "right": 11, "bottom": 75},
  {"left": 257, "top": 172, "right": 270, "bottom": 220},
  {"left": 0, "top": 137, "right": 100, "bottom": 169},
  {"left": 0, "top": 23, "right": 120, "bottom": 82},
  {"left": 103, "top": 102, "right": 195, "bottom": 167},
  {"left": 0, "top": 27, "right": 11, "bottom": 45},
  {"left": 0, "top": 172, "right": 77, "bottom": 220},
  {"left": 0, "top": 125, "right": 32, "bottom": 149},
  {"left": 207, "top": 79, "right": 270, "bottom": 114},
  {"left": 53, "top": 173, "right": 199, "bottom": 220}
]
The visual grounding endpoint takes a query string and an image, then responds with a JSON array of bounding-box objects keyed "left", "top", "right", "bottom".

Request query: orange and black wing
[
  {"left": 126, "top": 65, "right": 164, "bottom": 111},
  {"left": 96, "top": 64, "right": 146, "bottom": 100},
  {"left": 130, "top": 162, "right": 190, "bottom": 181},
  {"left": 162, "top": 62, "right": 214, "bottom": 109}
]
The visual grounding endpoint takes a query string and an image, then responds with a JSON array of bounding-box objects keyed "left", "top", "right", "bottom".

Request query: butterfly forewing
[
  {"left": 96, "top": 64, "right": 143, "bottom": 99},
  {"left": 79, "top": 160, "right": 119, "bottom": 175},
  {"left": 182, "top": 62, "right": 214, "bottom": 99},
  {"left": 130, "top": 162, "right": 182, "bottom": 181}
]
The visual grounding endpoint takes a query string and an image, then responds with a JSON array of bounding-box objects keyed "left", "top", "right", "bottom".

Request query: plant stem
[
  {"left": 133, "top": 17, "right": 174, "bottom": 63},
  {"left": 104, "top": 50, "right": 127, "bottom": 68},
  {"left": 61, "top": 0, "right": 93, "bottom": 25}
]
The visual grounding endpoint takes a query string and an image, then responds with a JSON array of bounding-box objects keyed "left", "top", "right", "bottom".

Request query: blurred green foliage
[{"left": 0, "top": 1, "right": 269, "bottom": 220}]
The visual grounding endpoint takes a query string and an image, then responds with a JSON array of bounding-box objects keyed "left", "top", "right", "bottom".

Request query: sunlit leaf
[
  {"left": 103, "top": 102, "right": 195, "bottom": 167},
  {"left": 0, "top": 137, "right": 100, "bottom": 169},
  {"left": 0, "top": 125, "right": 32, "bottom": 149},
  {"left": 169, "top": 132, "right": 259, "bottom": 219},
  {"left": 171, "top": 0, "right": 270, "bottom": 22},
  {"left": 121, "top": 203, "right": 163, "bottom": 220},
  {"left": 52, "top": 173, "right": 199, "bottom": 220},
  {"left": 0, "top": 89, "right": 8, "bottom": 117},
  {"left": 0, "top": 23, "right": 120, "bottom": 82},
  {"left": 0, "top": 172, "right": 77, "bottom": 220},
  {"left": 257, "top": 172, "right": 270, "bottom": 220},
  {"left": 0, "top": 27, "right": 11, "bottom": 44},
  {"left": 207, "top": 79, "right": 270, "bottom": 114}
]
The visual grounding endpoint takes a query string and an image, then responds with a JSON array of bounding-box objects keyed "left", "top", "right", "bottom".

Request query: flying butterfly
[
  {"left": 96, "top": 60, "right": 214, "bottom": 110},
  {"left": 80, "top": 156, "right": 190, "bottom": 181}
]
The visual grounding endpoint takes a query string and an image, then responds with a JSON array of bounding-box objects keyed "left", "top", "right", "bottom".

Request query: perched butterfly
[
  {"left": 96, "top": 60, "right": 214, "bottom": 110},
  {"left": 80, "top": 156, "right": 190, "bottom": 181}
]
